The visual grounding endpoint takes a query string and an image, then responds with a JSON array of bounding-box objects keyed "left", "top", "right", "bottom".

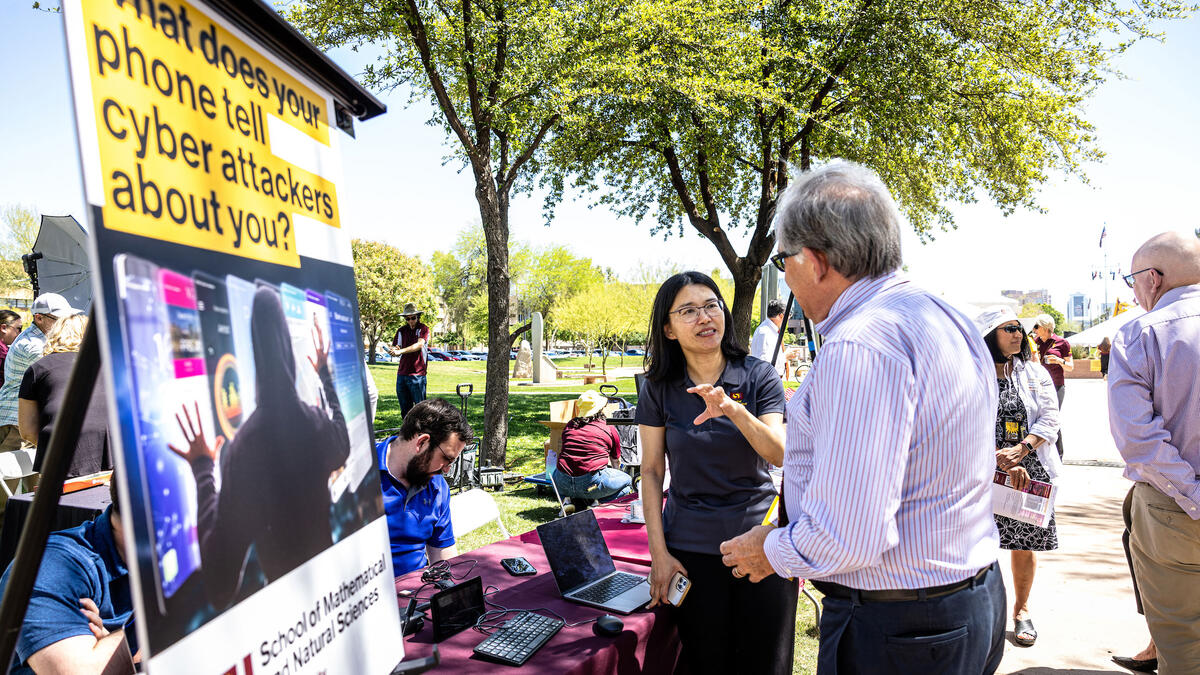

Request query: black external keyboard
[
  {"left": 574, "top": 572, "right": 643, "bottom": 604},
  {"left": 473, "top": 611, "right": 564, "bottom": 666}
]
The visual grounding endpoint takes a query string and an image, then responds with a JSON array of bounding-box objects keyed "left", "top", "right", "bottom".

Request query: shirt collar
[
  {"left": 815, "top": 271, "right": 906, "bottom": 336},
  {"left": 86, "top": 507, "right": 129, "bottom": 580},
  {"left": 1153, "top": 283, "right": 1200, "bottom": 310}
]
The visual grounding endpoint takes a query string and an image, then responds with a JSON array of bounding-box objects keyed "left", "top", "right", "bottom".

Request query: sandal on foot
[{"left": 1013, "top": 618, "right": 1037, "bottom": 647}]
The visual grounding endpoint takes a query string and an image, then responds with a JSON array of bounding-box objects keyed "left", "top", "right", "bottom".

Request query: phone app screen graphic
[
  {"left": 194, "top": 273, "right": 243, "bottom": 441},
  {"left": 224, "top": 275, "right": 259, "bottom": 423},
  {"left": 325, "top": 290, "right": 372, "bottom": 488},
  {"left": 115, "top": 256, "right": 202, "bottom": 602}
]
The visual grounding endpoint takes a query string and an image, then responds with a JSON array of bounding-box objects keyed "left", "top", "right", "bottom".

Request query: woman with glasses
[
  {"left": 976, "top": 307, "right": 1063, "bottom": 648},
  {"left": 635, "top": 271, "right": 797, "bottom": 674}
]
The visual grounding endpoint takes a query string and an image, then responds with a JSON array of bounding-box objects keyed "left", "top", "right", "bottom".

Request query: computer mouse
[{"left": 593, "top": 614, "right": 624, "bottom": 637}]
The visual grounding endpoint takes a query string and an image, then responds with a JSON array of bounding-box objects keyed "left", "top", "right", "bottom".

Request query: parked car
[
  {"left": 451, "top": 350, "right": 483, "bottom": 361},
  {"left": 625, "top": 348, "right": 645, "bottom": 356},
  {"left": 428, "top": 349, "right": 458, "bottom": 361},
  {"left": 470, "top": 351, "right": 489, "bottom": 359}
]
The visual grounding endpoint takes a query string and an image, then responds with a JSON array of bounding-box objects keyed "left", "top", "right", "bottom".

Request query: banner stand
[{"left": 0, "top": 311, "right": 101, "bottom": 671}]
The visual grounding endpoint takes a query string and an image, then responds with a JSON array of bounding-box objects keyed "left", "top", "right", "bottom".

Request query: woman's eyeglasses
[
  {"left": 999, "top": 325, "right": 1024, "bottom": 334},
  {"left": 670, "top": 301, "right": 724, "bottom": 324}
]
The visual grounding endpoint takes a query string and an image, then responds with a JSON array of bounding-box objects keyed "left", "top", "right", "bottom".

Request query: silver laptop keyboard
[{"left": 574, "top": 572, "right": 643, "bottom": 604}]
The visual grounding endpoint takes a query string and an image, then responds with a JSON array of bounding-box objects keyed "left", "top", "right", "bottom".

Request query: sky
[{"left": 2, "top": 4, "right": 1198, "bottom": 317}]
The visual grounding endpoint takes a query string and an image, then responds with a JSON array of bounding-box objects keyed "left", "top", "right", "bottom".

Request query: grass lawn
[{"left": 367, "top": 359, "right": 819, "bottom": 672}]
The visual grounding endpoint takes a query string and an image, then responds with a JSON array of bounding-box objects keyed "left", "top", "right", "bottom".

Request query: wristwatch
[{"left": 1019, "top": 441, "right": 1034, "bottom": 454}]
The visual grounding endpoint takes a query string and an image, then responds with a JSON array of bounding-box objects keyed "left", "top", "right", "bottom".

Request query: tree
[
  {"left": 516, "top": 244, "right": 603, "bottom": 348},
  {"left": 1, "top": 204, "right": 39, "bottom": 262},
  {"left": 544, "top": 0, "right": 1189, "bottom": 343},
  {"left": 288, "top": 0, "right": 602, "bottom": 467},
  {"left": 1019, "top": 302, "right": 1066, "bottom": 331},
  {"left": 556, "top": 281, "right": 654, "bottom": 375},
  {"left": 351, "top": 239, "right": 437, "bottom": 364}
]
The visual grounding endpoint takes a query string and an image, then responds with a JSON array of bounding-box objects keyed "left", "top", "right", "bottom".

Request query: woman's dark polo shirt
[{"left": 635, "top": 355, "right": 785, "bottom": 554}]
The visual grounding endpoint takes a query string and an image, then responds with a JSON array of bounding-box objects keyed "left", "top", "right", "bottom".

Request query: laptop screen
[{"left": 537, "top": 510, "right": 617, "bottom": 594}]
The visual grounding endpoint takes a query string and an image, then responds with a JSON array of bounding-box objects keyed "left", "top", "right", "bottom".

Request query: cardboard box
[{"left": 539, "top": 399, "right": 620, "bottom": 453}]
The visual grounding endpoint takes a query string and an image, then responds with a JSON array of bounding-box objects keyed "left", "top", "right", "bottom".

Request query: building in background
[{"left": 1001, "top": 289, "right": 1051, "bottom": 306}]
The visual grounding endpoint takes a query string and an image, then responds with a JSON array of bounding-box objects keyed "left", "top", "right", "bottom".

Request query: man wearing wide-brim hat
[{"left": 388, "top": 303, "right": 430, "bottom": 416}]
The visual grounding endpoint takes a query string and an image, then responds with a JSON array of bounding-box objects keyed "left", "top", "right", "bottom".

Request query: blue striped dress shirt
[{"left": 764, "top": 273, "right": 1000, "bottom": 589}]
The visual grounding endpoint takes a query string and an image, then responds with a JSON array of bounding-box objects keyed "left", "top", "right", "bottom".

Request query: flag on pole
[{"left": 1099, "top": 224, "right": 1107, "bottom": 248}]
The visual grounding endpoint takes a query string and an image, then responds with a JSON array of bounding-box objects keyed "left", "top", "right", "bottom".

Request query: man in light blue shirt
[
  {"left": 720, "top": 161, "right": 1004, "bottom": 675},
  {"left": 0, "top": 294, "right": 79, "bottom": 452},
  {"left": 1109, "top": 231, "right": 1200, "bottom": 673}
]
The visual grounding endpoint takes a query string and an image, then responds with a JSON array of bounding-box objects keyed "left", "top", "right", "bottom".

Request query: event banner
[{"left": 61, "top": 0, "right": 403, "bottom": 671}]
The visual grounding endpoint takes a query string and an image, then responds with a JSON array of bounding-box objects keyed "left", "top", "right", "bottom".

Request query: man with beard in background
[{"left": 377, "top": 398, "right": 474, "bottom": 576}]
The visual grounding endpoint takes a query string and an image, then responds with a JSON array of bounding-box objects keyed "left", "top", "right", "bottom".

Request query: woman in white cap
[
  {"left": 550, "top": 390, "right": 632, "bottom": 513},
  {"left": 977, "top": 306, "right": 1063, "bottom": 648}
]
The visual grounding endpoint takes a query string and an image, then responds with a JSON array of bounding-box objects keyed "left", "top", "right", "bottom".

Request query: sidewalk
[
  {"left": 996, "top": 464, "right": 1147, "bottom": 674},
  {"left": 997, "top": 378, "right": 1148, "bottom": 674}
]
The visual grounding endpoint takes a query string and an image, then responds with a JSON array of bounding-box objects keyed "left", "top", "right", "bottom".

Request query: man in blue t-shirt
[
  {"left": 0, "top": 486, "right": 136, "bottom": 674},
  {"left": 378, "top": 398, "right": 475, "bottom": 576}
]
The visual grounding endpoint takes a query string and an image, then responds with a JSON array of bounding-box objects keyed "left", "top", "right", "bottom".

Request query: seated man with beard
[{"left": 378, "top": 398, "right": 474, "bottom": 576}]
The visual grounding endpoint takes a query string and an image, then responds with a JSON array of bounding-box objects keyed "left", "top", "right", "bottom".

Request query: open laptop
[{"left": 537, "top": 510, "right": 651, "bottom": 614}]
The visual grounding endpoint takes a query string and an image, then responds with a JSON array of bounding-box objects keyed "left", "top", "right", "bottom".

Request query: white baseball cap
[{"left": 31, "top": 293, "right": 80, "bottom": 318}]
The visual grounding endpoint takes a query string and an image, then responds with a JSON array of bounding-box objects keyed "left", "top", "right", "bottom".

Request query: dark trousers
[
  {"left": 1054, "top": 384, "right": 1066, "bottom": 458},
  {"left": 1122, "top": 484, "right": 1144, "bottom": 615},
  {"left": 669, "top": 548, "right": 799, "bottom": 675},
  {"left": 396, "top": 374, "right": 426, "bottom": 416},
  {"left": 815, "top": 561, "right": 1006, "bottom": 675}
]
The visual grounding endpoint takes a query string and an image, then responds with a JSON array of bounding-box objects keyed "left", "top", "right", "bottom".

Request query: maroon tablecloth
[
  {"left": 517, "top": 501, "right": 651, "bottom": 567},
  {"left": 394, "top": 538, "right": 679, "bottom": 674}
]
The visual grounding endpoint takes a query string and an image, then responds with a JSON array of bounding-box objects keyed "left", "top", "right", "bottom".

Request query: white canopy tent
[{"left": 1066, "top": 308, "right": 1147, "bottom": 347}]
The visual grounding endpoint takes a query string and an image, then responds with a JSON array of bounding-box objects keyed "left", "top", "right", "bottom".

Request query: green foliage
[
  {"left": 351, "top": 239, "right": 437, "bottom": 362},
  {"left": 555, "top": 281, "right": 655, "bottom": 373},
  {"left": 1, "top": 204, "right": 39, "bottom": 262},
  {"left": 541, "top": 0, "right": 1191, "bottom": 338},
  {"left": 1019, "top": 302, "right": 1066, "bottom": 331}
]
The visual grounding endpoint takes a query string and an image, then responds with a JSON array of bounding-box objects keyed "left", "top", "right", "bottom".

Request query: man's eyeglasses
[
  {"left": 670, "top": 300, "right": 724, "bottom": 324},
  {"left": 1122, "top": 267, "right": 1161, "bottom": 289},
  {"left": 999, "top": 325, "right": 1024, "bottom": 334},
  {"left": 770, "top": 250, "right": 800, "bottom": 273}
]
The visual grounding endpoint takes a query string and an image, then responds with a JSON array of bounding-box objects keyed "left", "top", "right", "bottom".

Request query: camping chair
[
  {"left": 0, "top": 448, "right": 37, "bottom": 498},
  {"left": 448, "top": 488, "right": 510, "bottom": 540},
  {"left": 521, "top": 446, "right": 568, "bottom": 518}
]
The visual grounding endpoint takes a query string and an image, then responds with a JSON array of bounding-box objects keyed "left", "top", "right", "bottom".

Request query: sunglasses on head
[{"left": 999, "top": 325, "right": 1024, "bottom": 334}]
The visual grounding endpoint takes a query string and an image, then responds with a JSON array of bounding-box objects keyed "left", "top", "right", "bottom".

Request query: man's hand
[
  {"left": 686, "top": 384, "right": 738, "bottom": 425},
  {"left": 719, "top": 525, "right": 777, "bottom": 583},
  {"left": 167, "top": 402, "right": 224, "bottom": 464},
  {"left": 996, "top": 445, "right": 1026, "bottom": 471}
]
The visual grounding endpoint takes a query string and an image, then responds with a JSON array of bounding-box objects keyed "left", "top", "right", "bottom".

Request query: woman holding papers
[
  {"left": 976, "top": 307, "right": 1063, "bottom": 648},
  {"left": 636, "top": 272, "right": 796, "bottom": 674}
]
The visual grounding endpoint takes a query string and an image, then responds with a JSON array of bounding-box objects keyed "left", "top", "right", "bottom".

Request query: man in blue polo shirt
[
  {"left": 378, "top": 398, "right": 474, "bottom": 576},
  {"left": 0, "top": 483, "right": 136, "bottom": 674}
]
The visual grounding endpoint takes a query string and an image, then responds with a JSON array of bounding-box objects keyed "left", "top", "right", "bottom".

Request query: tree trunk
[
  {"left": 729, "top": 263, "right": 762, "bottom": 348},
  {"left": 480, "top": 190, "right": 511, "bottom": 469},
  {"left": 367, "top": 337, "right": 379, "bottom": 365}
]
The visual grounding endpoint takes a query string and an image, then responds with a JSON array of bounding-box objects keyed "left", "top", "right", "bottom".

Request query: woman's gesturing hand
[
  {"left": 647, "top": 552, "right": 688, "bottom": 608},
  {"left": 687, "top": 384, "right": 738, "bottom": 425}
]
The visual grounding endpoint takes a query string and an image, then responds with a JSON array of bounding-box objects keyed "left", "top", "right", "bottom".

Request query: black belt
[{"left": 811, "top": 564, "right": 992, "bottom": 604}]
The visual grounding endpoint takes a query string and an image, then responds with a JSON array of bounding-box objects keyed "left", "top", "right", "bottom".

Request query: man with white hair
[
  {"left": 0, "top": 294, "right": 79, "bottom": 452},
  {"left": 1109, "top": 230, "right": 1200, "bottom": 674},
  {"left": 718, "top": 161, "right": 1005, "bottom": 674}
]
